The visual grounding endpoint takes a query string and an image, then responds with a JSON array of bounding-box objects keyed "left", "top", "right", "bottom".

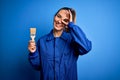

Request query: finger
[
  {"left": 31, "top": 46, "right": 36, "bottom": 50},
  {"left": 28, "top": 46, "right": 36, "bottom": 52},
  {"left": 28, "top": 44, "right": 36, "bottom": 49},
  {"left": 29, "top": 40, "right": 36, "bottom": 45},
  {"left": 29, "top": 49, "right": 36, "bottom": 53},
  {"left": 28, "top": 44, "right": 36, "bottom": 48},
  {"left": 62, "top": 19, "right": 68, "bottom": 26},
  {"left": 30, "top": 42, "right": 36, "bottom": 46},
  {"left": 69, "top": 10, "right": 72, "bottom": 22},
  {"left": 28, "top": 45, "right": 36, "bottom": 51},
  {"left": 29, "top": 40, "right": 35, "bottom": 43}
]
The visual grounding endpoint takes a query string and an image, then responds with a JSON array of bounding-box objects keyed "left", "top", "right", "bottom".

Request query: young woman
[{"left": 28, "top": 7, "right": 92, "bottom": 80}]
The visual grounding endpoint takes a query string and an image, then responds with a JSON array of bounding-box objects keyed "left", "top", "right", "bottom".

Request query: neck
[{"left": 53, "top": 29, "right": 63, "bottom": 37}]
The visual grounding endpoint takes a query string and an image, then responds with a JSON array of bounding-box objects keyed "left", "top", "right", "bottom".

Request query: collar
[{"left": 46, "top": 30, "right": 68, "bottom": 41}]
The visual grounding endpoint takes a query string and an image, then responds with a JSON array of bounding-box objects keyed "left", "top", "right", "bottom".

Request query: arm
[
  {"left": 28, "top": 40, "right": 41, "bottom": 70},
  {"left": 68, "top": 22, "right": 92, "bottom": 55}
]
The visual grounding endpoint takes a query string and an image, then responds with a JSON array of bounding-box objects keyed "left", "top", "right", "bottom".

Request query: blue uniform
[{"left": 29, "top": 22, "right": 92, "bottom": 80}]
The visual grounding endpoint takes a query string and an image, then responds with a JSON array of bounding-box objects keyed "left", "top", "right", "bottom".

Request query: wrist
[{"left": 68, "top": 22, "right": 74, "bottom": 28}]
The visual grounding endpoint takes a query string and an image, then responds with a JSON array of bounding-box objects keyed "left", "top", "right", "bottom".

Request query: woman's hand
[
  {"left": 69, "top": 10, "right": 73, "bottom": 22},
  {"left": 62, "top": 10, "right": 72, "bottom": 26},
  {"left": 28, "top": 40, "right": 36, "bottom": 53}
]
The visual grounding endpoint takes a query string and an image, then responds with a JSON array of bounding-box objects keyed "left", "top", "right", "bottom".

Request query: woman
[{"left": 28, "top": 7, "right": 92, "bottom": 80}]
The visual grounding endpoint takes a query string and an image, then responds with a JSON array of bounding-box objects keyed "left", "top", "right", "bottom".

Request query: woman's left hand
[
  {"left": 62, "top": 10, "right": 72, "bottom": 26},
  {"left": 69, "top": 10, "right": 73, "bottom": 22}
]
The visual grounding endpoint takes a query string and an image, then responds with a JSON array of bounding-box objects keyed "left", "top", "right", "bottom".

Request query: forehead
[{"left": 58, "top": 10, "right": 69, "bottom": 18}]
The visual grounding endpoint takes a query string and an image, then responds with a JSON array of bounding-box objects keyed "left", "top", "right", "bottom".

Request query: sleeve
[
  {"left": 28, "top": 39, "right": 41, "bottom": 70},
  {"left": 68, "top": 22, "right": 92, "bottom": 55}
]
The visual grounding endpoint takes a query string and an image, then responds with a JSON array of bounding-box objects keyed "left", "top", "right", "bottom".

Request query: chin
[{"left": 54, "top": 26, "right": 64, "bottom": 31}]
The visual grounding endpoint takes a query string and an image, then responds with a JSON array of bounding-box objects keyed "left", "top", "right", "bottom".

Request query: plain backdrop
[{"left": 0, "top": 0, "right": 120, "bottom": 80}]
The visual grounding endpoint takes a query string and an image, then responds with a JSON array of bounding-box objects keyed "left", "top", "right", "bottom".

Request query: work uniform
[{"left": 29, "top": 22, "right": 92, "bottom": 80}]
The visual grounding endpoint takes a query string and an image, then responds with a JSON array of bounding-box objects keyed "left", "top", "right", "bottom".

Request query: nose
[{"left": 58, "top": 19, "right": 62, "bottom": 23}]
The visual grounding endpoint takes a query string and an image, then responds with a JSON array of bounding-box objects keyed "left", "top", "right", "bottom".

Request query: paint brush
[{"left": 30, "top": 28, "right": 36, "bottom": 41}]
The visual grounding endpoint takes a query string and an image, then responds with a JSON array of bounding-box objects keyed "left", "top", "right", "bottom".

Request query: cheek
[{"left": 54, "top": 16, "right": 59, "bottom": 21}]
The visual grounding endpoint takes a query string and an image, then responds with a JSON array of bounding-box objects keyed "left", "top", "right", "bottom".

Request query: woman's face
[{"left": 54, "top": 10, "right": 70, "bottom": 31}]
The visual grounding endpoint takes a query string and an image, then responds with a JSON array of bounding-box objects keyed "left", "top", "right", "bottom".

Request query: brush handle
[{"left": 31, "top": 35, "right": 35, "bottom": 41}]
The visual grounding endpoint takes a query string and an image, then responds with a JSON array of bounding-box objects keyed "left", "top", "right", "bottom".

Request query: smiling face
[{"left": 54, "top": 10, "right": 70, "bottom": 31}]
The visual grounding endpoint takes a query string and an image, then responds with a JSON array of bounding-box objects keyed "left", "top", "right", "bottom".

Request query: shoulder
[
  {"left": 38, "top": 30, "right": 53, "bottom": 42},
  {"left": 38, "top": 34, "right": 48, "bottom": 42},
  {"left": 40, "top": 34, "right": 48, "bottom": 40}
]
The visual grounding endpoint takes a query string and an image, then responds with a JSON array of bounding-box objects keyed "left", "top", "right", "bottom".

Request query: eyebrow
[
  {"left": 57, "top": 14, "right": 61, "bottom": 17},
  {"left": 57, "top": 13, "right": 69, "bottom": 20}
]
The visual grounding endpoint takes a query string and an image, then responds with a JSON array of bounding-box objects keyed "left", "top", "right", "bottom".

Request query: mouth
[{"left": 55, "top": 21, "right": 63, "bottom": 27}]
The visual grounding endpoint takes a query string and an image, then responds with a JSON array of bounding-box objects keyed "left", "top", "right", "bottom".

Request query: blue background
[{"left": 0, "top": 0, "right": 120, "bottom": 80}]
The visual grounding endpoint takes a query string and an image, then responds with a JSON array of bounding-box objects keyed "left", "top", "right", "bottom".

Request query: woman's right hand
[{"left": 28, "top": 40, "right": 36, "bottom": 53}]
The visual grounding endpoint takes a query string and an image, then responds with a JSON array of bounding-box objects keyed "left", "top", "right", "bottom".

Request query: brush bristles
[{"left": 30, "top": 28, "right": 36, "bottom": 34}]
